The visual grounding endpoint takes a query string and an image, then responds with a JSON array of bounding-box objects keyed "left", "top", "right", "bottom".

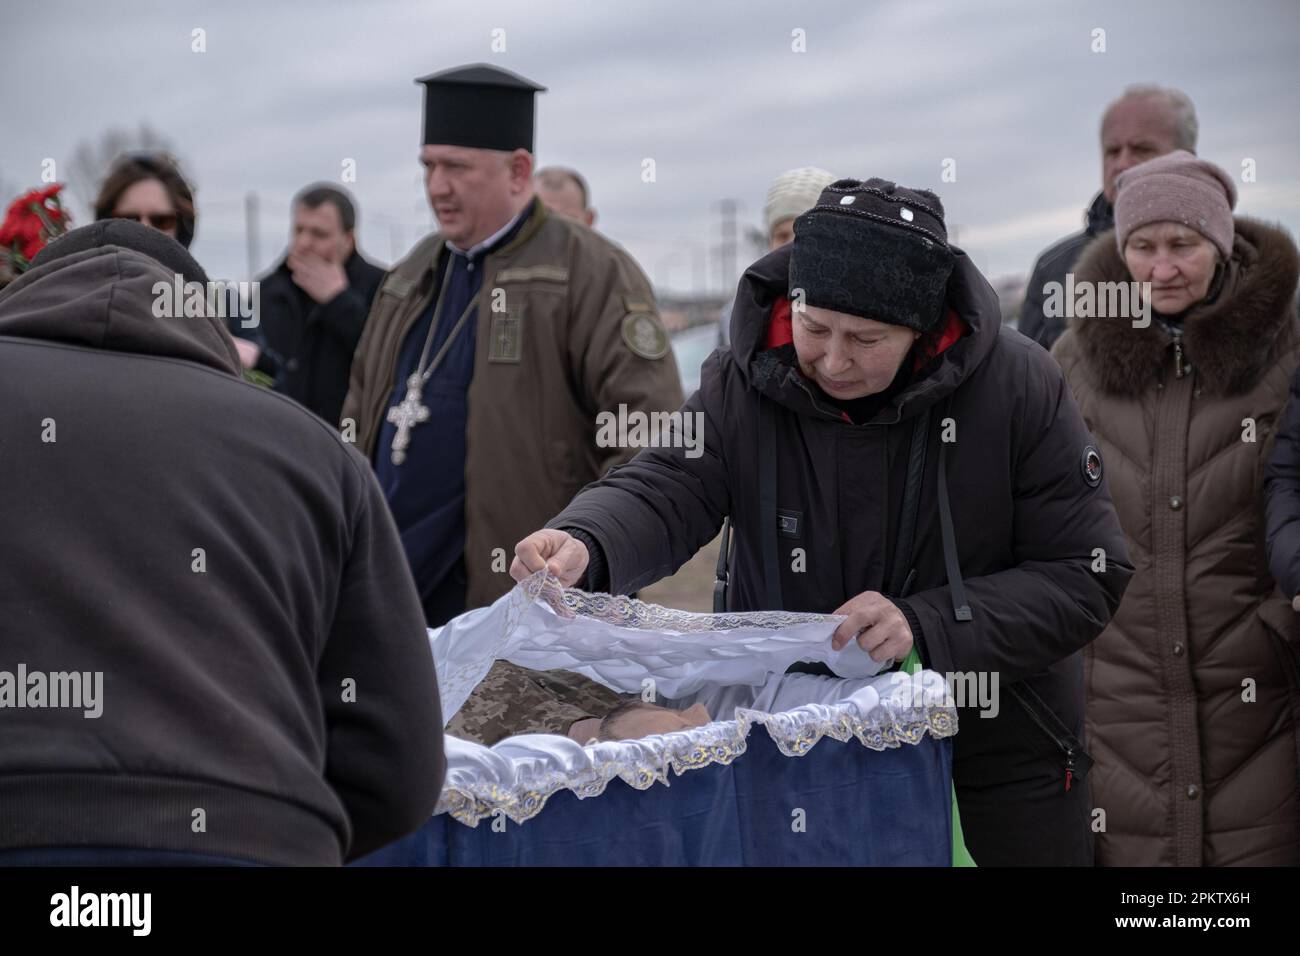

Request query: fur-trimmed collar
[{"left": 1068, "top": 217, "right": 1299, "bottom": 396}]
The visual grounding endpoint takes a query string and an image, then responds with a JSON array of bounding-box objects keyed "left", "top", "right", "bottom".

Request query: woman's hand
[
  {"left": 831, "top": 590, "right": 914, "bottom": 662},
  {"left": 510, "top": 529, "right": 589, "bottom": 586}
]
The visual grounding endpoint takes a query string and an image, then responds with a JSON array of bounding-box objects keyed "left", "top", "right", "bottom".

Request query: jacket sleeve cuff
[
  {"left": 888, "top": 597, "right": 930, "bottom": 670},
  {"left": 562, "top": 527, "right": 608, "bottom": 593},
  {"left": 254, "top": 346, "right": 281, "bottom": 378}
]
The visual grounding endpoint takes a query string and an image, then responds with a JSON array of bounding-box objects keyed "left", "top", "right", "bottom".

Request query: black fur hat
[{"left": 789, "top": 178, "right": 954, "bottom": 333}]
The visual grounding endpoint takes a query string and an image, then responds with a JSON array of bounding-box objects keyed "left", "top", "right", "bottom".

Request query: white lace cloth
[
  {"left": 430, "top": 572, "right": 958, "bottom": 826},
  {"left": 435, "top": 570, "right": 893, "bottom": 718}
]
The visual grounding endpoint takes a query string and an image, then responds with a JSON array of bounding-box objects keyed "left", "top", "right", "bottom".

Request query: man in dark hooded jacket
[
  {"left": 0, "top": 220, "right": 442, "bottom": 866},
  {"left": 513, "top": 179, "right": 1133, "bottom": 866},
  {"left": 235, "top": 184, "right": 385, "bottom": 425}
]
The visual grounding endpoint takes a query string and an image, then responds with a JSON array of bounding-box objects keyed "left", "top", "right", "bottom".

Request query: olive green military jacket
[{"left": 341, "top": 200, "right": 685, "bottom": 608}]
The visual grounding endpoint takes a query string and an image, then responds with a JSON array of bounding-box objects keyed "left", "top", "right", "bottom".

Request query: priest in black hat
[{"left": 341, "top": 63, "right": 683, "bottom": 636}]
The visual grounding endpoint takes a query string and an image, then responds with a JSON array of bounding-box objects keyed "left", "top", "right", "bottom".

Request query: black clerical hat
[{"left": 415, "top": 63, "right": 546, "bottom": 151}]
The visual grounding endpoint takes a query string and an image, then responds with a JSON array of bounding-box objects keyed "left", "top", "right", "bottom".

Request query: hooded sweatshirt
[{"left": 0, "top": 243, "right": 443, "bottom": 865}]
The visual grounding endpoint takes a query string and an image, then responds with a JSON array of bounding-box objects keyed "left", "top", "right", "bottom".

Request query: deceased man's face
[{"left": 597, "top": 702, "right": 712, "bottom": 741}]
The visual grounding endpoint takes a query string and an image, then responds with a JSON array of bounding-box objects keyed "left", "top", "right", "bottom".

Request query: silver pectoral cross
[{"left": 386, "top": 373, "right": 431, "bottom": 466}]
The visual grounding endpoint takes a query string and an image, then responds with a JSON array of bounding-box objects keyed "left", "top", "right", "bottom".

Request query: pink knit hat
[{"left": 1114, "top": 150, "right": 1237, "bottom": 258}]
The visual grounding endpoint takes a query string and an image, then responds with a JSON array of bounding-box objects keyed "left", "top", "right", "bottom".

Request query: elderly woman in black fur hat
[{"left": 512, "top": 177, "right": 1135, "bottom": 866}]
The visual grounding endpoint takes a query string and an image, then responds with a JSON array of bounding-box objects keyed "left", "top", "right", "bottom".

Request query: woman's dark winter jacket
[{"left": 551, "top": 242, "right": 1133, "bottom": 865}]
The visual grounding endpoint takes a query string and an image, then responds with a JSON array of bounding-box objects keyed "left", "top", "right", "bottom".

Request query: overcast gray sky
[{"left": 3, "top": 0, "right": 1298, "bottom": 294}]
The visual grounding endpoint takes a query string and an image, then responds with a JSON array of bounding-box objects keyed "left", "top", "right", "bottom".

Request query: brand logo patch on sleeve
[
  {"left": 1081, "top": 445, "right": 1103, "bottom": 487},
  {"left": 621, "top": 312, "right": 670, "bottom": 360}
]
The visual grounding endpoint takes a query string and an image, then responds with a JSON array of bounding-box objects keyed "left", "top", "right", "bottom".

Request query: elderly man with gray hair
[{"left": 1018, "top": 84, "right": 1198, "bottom": 349}]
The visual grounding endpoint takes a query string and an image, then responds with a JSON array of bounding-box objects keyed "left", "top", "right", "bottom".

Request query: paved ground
[{"left": 635, "top": 534, "right": 723, "bottom": 613}]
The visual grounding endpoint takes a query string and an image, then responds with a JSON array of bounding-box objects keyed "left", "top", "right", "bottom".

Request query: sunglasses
[{"left": 114, "top": 212, "right": 179, "bottom": 230}]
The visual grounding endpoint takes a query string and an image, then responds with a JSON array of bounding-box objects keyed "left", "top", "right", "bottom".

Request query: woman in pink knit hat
[{"left": 1053, "top": 150, "right": 1300, "bottom": 866}]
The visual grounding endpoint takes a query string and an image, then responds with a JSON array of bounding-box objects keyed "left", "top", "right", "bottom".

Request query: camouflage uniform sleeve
[{"left": 445, "top": 661, "right": 627, "bottom": 746}]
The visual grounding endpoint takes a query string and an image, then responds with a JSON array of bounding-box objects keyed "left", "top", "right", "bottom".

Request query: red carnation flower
[{"left": 0, "top": 184, "right": 72, "bottom": 283}]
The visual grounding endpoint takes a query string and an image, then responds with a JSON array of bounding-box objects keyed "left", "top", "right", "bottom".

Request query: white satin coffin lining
[
  {"left": 428, "top": 573, "right": 958, "bottom": 826},
  {"left": 437, "top": 671, "right": 956, "bottom": 826}
]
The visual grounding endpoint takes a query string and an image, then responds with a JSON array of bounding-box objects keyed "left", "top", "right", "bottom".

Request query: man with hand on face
[
  {"left": 513, "top": 178, "right": 1134, "bottom": 865},
  {"left": 237, "top": 184, "right": 385, "bottom": 425}
]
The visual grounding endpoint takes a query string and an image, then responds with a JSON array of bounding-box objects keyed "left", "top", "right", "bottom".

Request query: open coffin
[{"left": 356, "top": 571, "right": 960, "bottom": 866}]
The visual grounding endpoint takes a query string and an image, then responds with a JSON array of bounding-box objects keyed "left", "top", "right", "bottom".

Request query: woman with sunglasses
[
  {"left": 89, "top": 153, "right": 267, "bottom": 367},
  {"left": 93, "top": 152, "right": 196, "bottom": 249}
]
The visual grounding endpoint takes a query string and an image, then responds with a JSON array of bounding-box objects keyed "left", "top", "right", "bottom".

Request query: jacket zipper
[
  {"left": 786, "top": 369, "right": 849, "bottom": 422},
  {"left": 1174, "top": 336, "right": 1186, "bottom": 379},
  {"left": 786, "top": 368, "right": 912, "bottom": 426},
  {"left": 1011, "top": 684, "right": 1084, "bottom": 792}
]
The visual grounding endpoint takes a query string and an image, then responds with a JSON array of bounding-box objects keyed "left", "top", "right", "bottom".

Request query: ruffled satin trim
[{"left": 437, "top": 672, "right": 957, "bottom": 827}]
